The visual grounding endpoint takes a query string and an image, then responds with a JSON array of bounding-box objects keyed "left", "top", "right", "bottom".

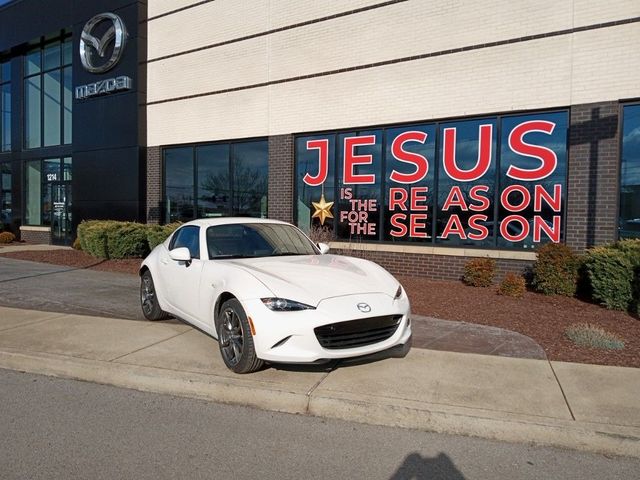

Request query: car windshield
[{"left": 206, "top": 223, "right": 319, "bottom": 259}]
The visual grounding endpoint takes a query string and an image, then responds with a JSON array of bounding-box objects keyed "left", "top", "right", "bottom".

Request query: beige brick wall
[{"left": 147, "top": 0, "right": 640, "bottom": 146}]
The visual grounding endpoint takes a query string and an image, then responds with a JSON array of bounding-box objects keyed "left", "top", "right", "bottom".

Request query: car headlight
[
  {"left": 394, "top": 285, "right": 404, "bottom": 300},
  {"left": 261, "top": 298, "right": 316, "bottom": 311}
]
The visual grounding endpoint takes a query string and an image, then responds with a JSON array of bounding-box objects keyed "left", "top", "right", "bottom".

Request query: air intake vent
[{"left": 314, "top": 315, "right": 401, "bottom": 350}]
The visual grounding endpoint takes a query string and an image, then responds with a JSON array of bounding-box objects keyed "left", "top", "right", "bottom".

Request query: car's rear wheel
[
  {"left": 140, "top": 270, "right": 170, "bottom": 321},
  {"left": 216, "top": 298, "right": 264, "bottom": 374}
]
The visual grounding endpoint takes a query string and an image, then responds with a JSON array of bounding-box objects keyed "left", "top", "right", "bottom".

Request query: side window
[{"left": 170, "top": 226, "right": 200, "bottom": 259}]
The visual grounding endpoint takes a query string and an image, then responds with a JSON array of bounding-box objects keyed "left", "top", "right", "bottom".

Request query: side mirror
[
  {"left": 317, "top": 242, "right": 330, "bottom": 254},
  {"left": 169, "top": 247, "right": 192, "bottom": 263}
]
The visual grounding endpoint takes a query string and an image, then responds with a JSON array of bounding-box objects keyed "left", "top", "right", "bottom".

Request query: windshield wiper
[{"left": 212, "top": 254, "right": 257, "bottom": 259}]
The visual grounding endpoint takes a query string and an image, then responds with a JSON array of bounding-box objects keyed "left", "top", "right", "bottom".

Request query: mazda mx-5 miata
[{"left": 139, "top": 218, "right": 412, "bottom": 373}]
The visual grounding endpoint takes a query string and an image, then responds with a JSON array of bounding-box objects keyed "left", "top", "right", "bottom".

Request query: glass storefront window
[
  {"left": 196, "top": 144, "right": 230, "bottom": 218},
  {"left": 23, "top": 34, "right": 72, "bottom": 149},
  {"left": 232, "top": 141, "right": 268, "bottom": 218},
  {"left": 25, "top": 160, "right": 41, "bottom": 225},
  {"left": 295, "top": 110, "right": 569, "bottom": 250},
  {"left": 497, "top": 112, "right": 568, "bottom": 248},
  {"left": 619, "top": 104, "right": 640, "bottom": 239},
  {"left": 0, "top": 162, "right": 10, "bottom": 228},
  {"left": 436, "top": 118, "right": 497, "bottom": 246},
  {"left": 164, "top": 140, "right": 268, "bottom": 223},
  {"left": 0, "top": 60, "right": 10, "bottom": 152},
  {"left": 335, "top": 130, "right": 382, "bottom": 241},
  {"left": 165, "top": 147, "right": 194, "bottom": 223}
]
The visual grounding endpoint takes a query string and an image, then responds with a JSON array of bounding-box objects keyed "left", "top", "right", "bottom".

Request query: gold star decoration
[{"left": 311, "top": 193, "right": 334, "bottom": 225}]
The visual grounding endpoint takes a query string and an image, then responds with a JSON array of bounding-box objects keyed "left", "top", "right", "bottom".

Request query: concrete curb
[{"left": 1, "top": 348, "right": 638, "bottom": 458}]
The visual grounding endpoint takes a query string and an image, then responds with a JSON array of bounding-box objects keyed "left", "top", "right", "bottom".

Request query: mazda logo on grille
[
  {"left": 357, "top": 303, "right": 371, "bottom": 313},
  {"left": 80, "top": 12, "right": 128, "bottom": 73}
]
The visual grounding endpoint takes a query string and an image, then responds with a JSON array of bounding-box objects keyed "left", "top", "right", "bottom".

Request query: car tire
[
  {"left": 140, "top": 270, "right": 170, "bottom": 321},
  {"left": 216, "top": 298, "right": 264, "bottom": 374}
]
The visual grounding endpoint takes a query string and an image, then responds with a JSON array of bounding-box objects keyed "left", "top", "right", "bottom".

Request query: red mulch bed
[
  {"left": 0, "top": 249, "right": 141, "bottom": 275},
  {"left": 1, "top": 249, "right": 638, "bottom": 367}
]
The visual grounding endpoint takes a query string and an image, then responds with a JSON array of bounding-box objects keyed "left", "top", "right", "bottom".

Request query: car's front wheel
[
  {"left": 140, "top": 270, "right": 170, "bottom": 321},
  {"left": 216, "top": 298, "right": 264, "bottom": 374}
]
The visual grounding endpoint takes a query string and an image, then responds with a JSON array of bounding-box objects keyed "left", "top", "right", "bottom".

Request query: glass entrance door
[{"left": 50, "top": 182, "right": 72, "bottom": 245}]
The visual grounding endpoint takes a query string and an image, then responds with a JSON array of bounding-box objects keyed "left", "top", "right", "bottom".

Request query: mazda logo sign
[
  {"left": 79, "top": 12, "right": 127, "bottom": 74},
  {"left": 357, "top": 303, "right": 371, "bottom": 313}
]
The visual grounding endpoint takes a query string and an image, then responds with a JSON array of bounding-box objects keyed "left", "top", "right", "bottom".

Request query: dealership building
[{"left": 0, "top": 0, "right": 638, "bottom": 279}]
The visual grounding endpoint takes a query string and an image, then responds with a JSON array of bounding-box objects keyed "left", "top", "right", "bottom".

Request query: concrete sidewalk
[{"left": 0, "top": 306, "right": 638, "bottom": 458}]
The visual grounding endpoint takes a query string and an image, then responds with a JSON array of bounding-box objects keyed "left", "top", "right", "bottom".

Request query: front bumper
[{"left": 241, "top": 293, "right": 412, "bottom": 363}]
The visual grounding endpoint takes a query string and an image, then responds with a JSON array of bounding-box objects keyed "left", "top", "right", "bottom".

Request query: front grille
[{"left": 314, "top": 315, "right": 402, "bottom": 350}]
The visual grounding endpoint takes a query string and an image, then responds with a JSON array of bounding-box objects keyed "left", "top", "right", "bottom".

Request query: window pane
[
  {"left": 165, "top": 147, "right": 194, "bottom": 222},
  {"left": 43, "top": 70, "right": 61, "bottom": 146},
  {"left": 171, "top": 226, "right": 200, "bottom": 259},
  {"left": 196, "top": 144, "right": 230, "bottom": 218},
  {"left": 295, "top": 134, "right": 336, "bottom": 236},
  {"left": 1, "top": 61, "right": 9, "bottom": 83},
  {"left": 1, "top": 83, "right": 10, "bottom": 151},
  {"left": 25, "top": 161, "right": 42, "bottom": 225},
  {"left": 435, "top": 118, "right": 497, "bottom": 246},
  {"left": 25, "top": 76, "right": 41, "bottom": 148},
  {"left": 497, "top": 112, "right": 568, "bottom": 248},
  {"left": 25, "top": 48, "right": 41, "bottom": 76},
  {"left": 62, "top": 38, "right": 72, "bottom": 65},
  {"left": 63, "top": 157, "right": 72, "bottom": 181},
  {"left": 42, "top": 158, "right": 61, "bottom": 226},
  {"left": 43, "top": 42, "right": 61, "bottom": 70},
  {"left": 335, "top": 130, "right": 383, "bottom": 241},
  {"left": 0, "top": 162, "right": 10, "bottom": 228},
  {"left": 63, "top": 66, "right": 72, "bottom": 144},
  {"left": 231, "top": 141, "right": 268, "bottom": 218},
  {"left": 620, "top": 105, "right": 640, "bottom": 239},
  {"left": 384, "top": 124, "right": 436, "bottom": 242}
]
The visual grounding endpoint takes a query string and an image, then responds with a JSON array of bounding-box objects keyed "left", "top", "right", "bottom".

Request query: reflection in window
[
  {"left": 497, "top": 112, "right": 568, "bottom": 248},
  {"left": 1, "top": 60, "right": 10, "bottom": 152},
  {"left": 436, "top": 118, "right": 497, "bottom": 246},
  {"left": 24, "top": 34, "right": 72, "bottom": 149},
  {"left": 335, "top": 130, "right": 382, "bottom": 241},
  {"left": 25, "top": 160, "right": 41, "bottom": 225},
  {"left": 620, "top": 104, "right": 640, "bottom": 239},
  {"left": 295, "top": 134, "right": 336, "bottom": 236},
  {"left": 164, "top": 140, "right": 268, "bottom": 223},
  {"left": 0, "top": 162, "right": 11, "bottom": 228}
]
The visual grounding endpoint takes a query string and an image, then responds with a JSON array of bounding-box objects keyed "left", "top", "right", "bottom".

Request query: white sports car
[{"left": 139, "top": 218, "right": 412, "bottom": 373}]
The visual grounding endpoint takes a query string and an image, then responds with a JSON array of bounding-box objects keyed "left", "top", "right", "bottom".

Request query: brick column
[
  {"left": 146, "top": 146, "right": 162, "bottom": 224},
  {"left": 565, "top": 101, "right": 619, "bottom": 251},
  {"left": 268, "top": 134, "right": 294, "bottom": 223}
]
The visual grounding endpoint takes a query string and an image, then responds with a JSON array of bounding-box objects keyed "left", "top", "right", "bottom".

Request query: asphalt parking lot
[{"left": 0, "top": 257, "right": 141, "bottom": 320}]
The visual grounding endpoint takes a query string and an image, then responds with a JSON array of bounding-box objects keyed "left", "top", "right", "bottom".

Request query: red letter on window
[
  {"left": 468, "top": 214, "right": 489, "bottom": 240},
  {"left": 303, "top": 139, "right": 329, "bottom": 186},
  {"left": 442, "top": 186, "right": 468, "bottom": 211},
  {"left": 390, "top": 213, "right": 408, "bottom": 237},
  {"left": 441, "top": 215, "right": 467, "bottom": 239},
  {"left": 533, "top": 184, "right": 562, "bottom": 212},
  {"left": 343, "top": 135, "right": 376, "bottom": 184},
  {"left": 507, "top": 120, "right": 557, "bottom": 181},
  {"left": 442, "top": 124, "right": 493, "bottom": 181},
  {"left": 388, "top": 188, "right": 408, "bottom": 211},
  {"left": 533, "top": 215, "right": 561, "bottom": 242},
  {"left": 389, "top": 131, "right": 429, "bottom": 184},
  {"left": 469, "top": 185, "right": 490, "bottom": 211}
]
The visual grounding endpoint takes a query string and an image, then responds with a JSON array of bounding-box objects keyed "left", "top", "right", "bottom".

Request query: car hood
[{"left": 225, "top": 254, "right": 398, "bottom": 306}]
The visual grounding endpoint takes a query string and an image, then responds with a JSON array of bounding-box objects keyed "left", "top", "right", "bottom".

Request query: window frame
[
  {"left": 162, "top": 137, "right": 269, "bottom": 224},
  {"left": 618, "top": 100, "right": 640, "bottom": 240},
  {"left": 23, "top": 32, "right": 72, "bottom": 150}
]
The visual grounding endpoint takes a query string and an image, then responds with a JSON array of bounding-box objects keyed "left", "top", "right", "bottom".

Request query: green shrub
[
  {"left": 147, "top": 222, "right": 181, "bottom": 250},
  {"left": 532, "top": 242, "right": 580, "bottom": 296},
  {"left": 583, "top": 246, "right": 634, "bottom": 310},
  {"left": 0, "top": 231, "right": 15, "bottom": 244},
  {"left": 498, "top": 272, "right": 526, "bottom": 298},
  {"left": 77, "top": 220, "right": 117, "bottom": 258},
  {"left": 565, "top": 323, "right": 624, "bottom": 350},
  {"left": 463, "top": 258, "right": 495, "bottom": 287},
  {"left": 106, "top": 222, "right": 150, "bottom": 259},
  {"left": 615, "top": 239, "right": 640, "bottom": 315},
  {"left": 72, "top": 237, "right": 82, "bottom": 250}
]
